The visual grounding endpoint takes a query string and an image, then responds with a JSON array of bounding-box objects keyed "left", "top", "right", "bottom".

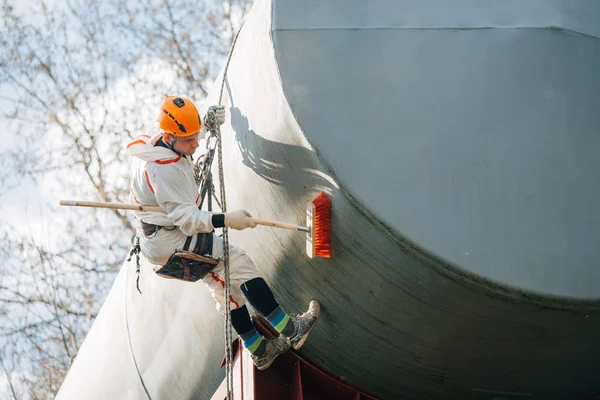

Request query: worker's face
[{"left": 166, "top": 132, "right": 201, "bottom": 156}]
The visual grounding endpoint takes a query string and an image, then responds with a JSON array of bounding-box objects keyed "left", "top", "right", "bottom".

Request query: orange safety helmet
[{"left": 157, "top": 96, "right": 202, "bottom": 136}]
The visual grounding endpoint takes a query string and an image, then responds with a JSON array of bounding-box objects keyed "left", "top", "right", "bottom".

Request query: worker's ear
[{"left": 163, "top": 132, "right": 174, "bottom": 145}]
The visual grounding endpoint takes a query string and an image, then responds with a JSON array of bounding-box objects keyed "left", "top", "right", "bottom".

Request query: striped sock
[
  {"left": 266, "top": 306, "right": 295, "bottom": 337},
  {"left": 240, "top": 329, "right": 266, "bottom": 356}
]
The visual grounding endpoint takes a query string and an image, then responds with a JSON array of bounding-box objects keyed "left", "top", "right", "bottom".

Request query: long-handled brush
[{"left": 60, "top": 192, "right": 332, "bottom": 258}]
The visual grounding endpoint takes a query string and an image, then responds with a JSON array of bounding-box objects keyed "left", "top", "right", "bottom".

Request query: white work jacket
[{"left": 126, "top": 130, "right": 214, "bottom": 264}]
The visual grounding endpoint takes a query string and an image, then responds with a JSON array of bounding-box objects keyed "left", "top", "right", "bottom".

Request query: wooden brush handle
[
  {"left": 253, "top": 218, "right": 309, "bottom": 232},
  {"left": 60, "top": 200, "right": 309, "bottom": 232},
  {"left": 60, "top": 200, "right": 164, "bottom": 213}
]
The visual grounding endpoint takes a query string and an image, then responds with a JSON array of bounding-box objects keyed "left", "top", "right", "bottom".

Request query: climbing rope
[
  {"left": 216, "top": 125, "right": 234, "bottom": 400},
  {"left": 198, "top": 18, "right": 247, "bottom": 400}
]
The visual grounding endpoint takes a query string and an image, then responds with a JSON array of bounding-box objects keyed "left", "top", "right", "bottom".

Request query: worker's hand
[
  {"left": 203, "top": 105, "right": 226, "bottom": 131},
  {"left": 224, "top": 209, "right": 257, "bottom": 230}
]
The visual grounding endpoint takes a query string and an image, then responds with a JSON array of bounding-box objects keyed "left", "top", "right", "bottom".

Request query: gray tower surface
[{"left": 57, "top": 1, "right": 600, "bottom": 399}]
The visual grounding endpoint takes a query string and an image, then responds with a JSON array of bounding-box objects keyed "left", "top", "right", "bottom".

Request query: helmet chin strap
[{"left": 165, "top": 133, "right": 181, "bottom": 155}]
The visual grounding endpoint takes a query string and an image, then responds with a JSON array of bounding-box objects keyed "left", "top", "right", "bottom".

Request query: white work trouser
[{"left": 141, "top": 228, "right": 261, "bottom": 314}]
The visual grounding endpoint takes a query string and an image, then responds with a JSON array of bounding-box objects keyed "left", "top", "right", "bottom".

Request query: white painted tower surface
[{"left": 57, "top": 1, "right": 600, "bottom": 399}]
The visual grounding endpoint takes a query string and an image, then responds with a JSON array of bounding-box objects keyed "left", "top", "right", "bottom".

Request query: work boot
[
  {"left": 250, "top": 336, "right": 289, "bottom": 371},
  {"left": 286, "top": 300, "right": 321, "bottom": 350}
]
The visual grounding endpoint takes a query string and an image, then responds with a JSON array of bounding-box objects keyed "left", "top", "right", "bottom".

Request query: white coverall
[{"left": 127, "top": 130, "right": 260, "bottom": 313}]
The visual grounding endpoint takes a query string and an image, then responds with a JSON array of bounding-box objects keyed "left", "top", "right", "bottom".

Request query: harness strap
[
  {"left": 141, "top": 221, "right": 176, "bottom": 237},
  {"left": 192, "top": 232, "right": 213, "bottom": 255},
  {"left": 183, "top": 234, "right": 193, "bottom": 251},
  {"left": 181, "top": 258, "right": 191, "bottom": 280},
  {"left": 180, "top": 232, "right": 212, "bottom": 254}
]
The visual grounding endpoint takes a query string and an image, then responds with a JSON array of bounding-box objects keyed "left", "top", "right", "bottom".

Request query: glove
[
  {"left": 224, "top": 209, "right": 257, "bottom": 230},
  {"left": 203, "top": 105, "right": 226, "bottom": 131}
]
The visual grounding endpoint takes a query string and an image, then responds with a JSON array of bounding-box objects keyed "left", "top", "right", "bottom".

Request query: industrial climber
[{"left": 126, "top": 96, "right": 320, "bottom": 370}]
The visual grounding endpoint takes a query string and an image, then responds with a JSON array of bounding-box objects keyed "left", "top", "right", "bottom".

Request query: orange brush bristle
[{"left": 306, "top": 192, "right": 331, "bottom": 258}]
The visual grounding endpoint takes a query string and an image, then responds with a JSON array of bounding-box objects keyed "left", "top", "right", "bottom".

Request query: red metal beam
[{"left": 211, "top": 315, "right": 378, "bottom": 400}]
